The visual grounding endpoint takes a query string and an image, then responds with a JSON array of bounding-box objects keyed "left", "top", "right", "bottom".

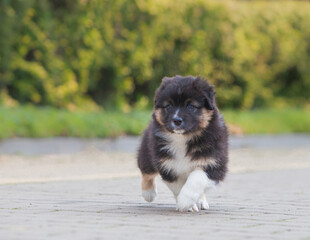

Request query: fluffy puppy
[{"left": 137, "top": 75, "right": 228, "bottom": 212}]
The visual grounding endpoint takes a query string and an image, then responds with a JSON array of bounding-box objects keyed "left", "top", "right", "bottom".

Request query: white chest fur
[
  {"left": 158, "top": 132, "right": 216, "bottom": 177},
  {"left": 162, "top": 133, "right": 191, "bottom": 175}
]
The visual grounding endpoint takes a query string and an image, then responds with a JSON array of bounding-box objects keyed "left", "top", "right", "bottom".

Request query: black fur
[{"left": 137, "top": 75, "right": 229, "bottom": 183}]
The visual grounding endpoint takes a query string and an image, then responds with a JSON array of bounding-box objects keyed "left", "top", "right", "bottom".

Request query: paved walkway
[
  {"left": 0, "top": 135, "right": 310, "bottom": 239},
  {"left": 1, "top": 170, "right": 309, "bottom": 239}
]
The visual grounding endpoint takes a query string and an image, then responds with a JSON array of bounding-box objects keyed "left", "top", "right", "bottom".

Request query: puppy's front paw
[
  {"left": 197, "top": 198, "right": 209, "bottom": 210},
  {"left": 176, "top": 192, "right": 198, "bottom": 212},
  {"left": 142, "top": 189, "right": 157, "bottom": 202},
  {"left": 188, "top": 203, "right": 199, "bottom": 212}
]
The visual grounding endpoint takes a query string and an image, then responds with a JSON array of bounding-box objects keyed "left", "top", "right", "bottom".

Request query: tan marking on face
[
  {"left": 185, "top": 99, "right": 200, "bottom": 108},
  {"left": 154, "top": 109, "right": 164, "bottom": 126},
  {"left": 142, "top": 173, "right": 158, "bottom": 191},
  {"left": 199, "top": 109, "right": 213, "bottom": 129},
  {"left": 162, "top": 100, "right": 170, "bottom": 106}
]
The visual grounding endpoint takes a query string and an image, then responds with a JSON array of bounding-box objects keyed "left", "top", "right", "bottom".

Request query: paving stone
[{"left": 0, "top": 169, "right": 309, "bottom": 240}]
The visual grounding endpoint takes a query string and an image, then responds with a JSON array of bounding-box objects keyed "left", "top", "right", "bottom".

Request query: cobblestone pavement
[
  {"left": 0, "top": 135, "right": 310, "bottom": 239},
  {"left": 1, "top": 169, "right": 310, "bottom": 240}
]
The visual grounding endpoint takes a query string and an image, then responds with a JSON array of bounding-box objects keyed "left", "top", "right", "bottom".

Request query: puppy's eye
[
  {"left": 187, "top": 104, "right": 197, "bottom": 111},
  {"left": 163, "top": 104, "right": 172, "bottom": 110}
]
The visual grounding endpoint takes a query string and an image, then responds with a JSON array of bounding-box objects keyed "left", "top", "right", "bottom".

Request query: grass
[
  {"left": 223, "top": 108, "right": 310, "bottom": 134},
  {"left": 0, "top": 105, "right": 309, "bottom": 139},
  {"left": 0, "top": 106, "right": 151, "bottom": 139}
]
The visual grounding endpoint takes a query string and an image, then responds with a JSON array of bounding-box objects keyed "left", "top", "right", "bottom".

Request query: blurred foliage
[
  {"left": 0, "top": 105, "right": 152, "bottom": 139},
  {"left": 0, "top": 0, "right": 309, "bottom": 110},
  {"left": 1, "top": 105, "right": 309, "bottom": 139}
]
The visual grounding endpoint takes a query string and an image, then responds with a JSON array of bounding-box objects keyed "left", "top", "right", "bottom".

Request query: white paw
[
  {"left": 197, "top": 198, "right": 209, "bottom": 210},
  {"left": 188, "top": 203, "right": 199, "bottom": 212},
  {"left": 142, "top": 189, "right": 157, "bottom": 202},
  {"left": 176, "top": 192, "right": 198, "bottom": 212},
  {"left": 176, "top": 203, "right": 199, "bottom": 212}
]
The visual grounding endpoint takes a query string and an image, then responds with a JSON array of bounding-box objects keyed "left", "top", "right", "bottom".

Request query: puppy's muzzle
[
  {"left": 171, "top": 116, "right": 185, "bottom": 134},
  {"left": 172, "top": 116, "right": 183, "bottom": 127}
]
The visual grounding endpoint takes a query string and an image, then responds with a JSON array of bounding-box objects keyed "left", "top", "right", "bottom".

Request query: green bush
[
  {"left": 0, "top": 0, "right": 309, "bottom": 110},
  {"left": 0, "top": 106, "right": 309, "bottom": 139}
]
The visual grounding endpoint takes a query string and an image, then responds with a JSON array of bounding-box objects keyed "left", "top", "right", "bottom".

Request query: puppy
[{"left": 137, "top": 75, "right": 228, "bottom": 212}]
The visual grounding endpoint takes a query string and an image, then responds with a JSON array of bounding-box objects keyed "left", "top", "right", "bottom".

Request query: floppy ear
[
  {"left": 204, "top": 86, "right": 215, "bottom": 110},
  {"left": 193, "top": 77, "right": 216, "bottom": 110},
  {"left": 154, "top": 77, "right": 172, "bottom": 106}
]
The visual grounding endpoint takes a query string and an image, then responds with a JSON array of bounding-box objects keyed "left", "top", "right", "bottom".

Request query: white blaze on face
[
  {"left": 173, "top": 108, "right": 185, "bottom": 134},
  {"left": 173, "top": 108, "right": 180, "bottom": 119}
]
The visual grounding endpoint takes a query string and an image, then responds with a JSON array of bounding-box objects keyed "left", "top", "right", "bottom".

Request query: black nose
[{"left": 172, "top": 116, "right": 183, "bottom": 126}]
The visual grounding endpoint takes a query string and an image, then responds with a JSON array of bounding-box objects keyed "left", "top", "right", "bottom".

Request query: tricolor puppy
[{"left": 137, "top": 75, "right": 228, "bottom": 212}]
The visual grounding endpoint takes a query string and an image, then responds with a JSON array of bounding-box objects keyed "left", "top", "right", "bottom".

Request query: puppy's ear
[
  {"left": 154, "top": 77, "right": 172, "bottom": 106},
  {"left": 204, "top": 86, "right": 216, "bottom": 110},
  {"left": 193, "top": 77, "right": 216, "bottom": 110}
]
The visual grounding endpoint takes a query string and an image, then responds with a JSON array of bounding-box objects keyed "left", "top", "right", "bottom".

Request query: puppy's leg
[
  {"left": 165, "top": 179, "right": 199, "bottom": 212},
  {"left": 142, "top": 173, "right": 158, "bottom": 202},
  {"left": 164, "top": 177, "right": 186, "bottom": 199},
  {"left": 177, "top": 169, "right": 215, "bottom": 212},
  {"left": 197, "top": 193, "right": 209, "bottom": 210}
]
